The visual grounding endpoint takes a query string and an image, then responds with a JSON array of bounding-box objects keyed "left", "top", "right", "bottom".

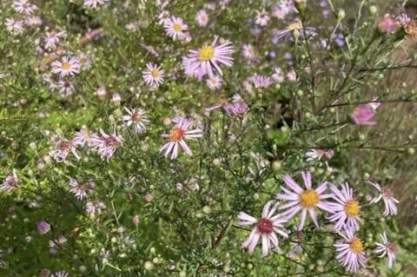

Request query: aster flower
[
  {"left": 1, "top": 170, "right": 19, "bottom": 192},
  {"left": 51, "top": 271, "right": 69, "bottom": 277},
  {"left": 241, "top": 44, "right": 258, "bottom": 62},
  {"left": 375, "top": 232, "right": 397, "bottom": 268},
  {"left": 164, "top": 16, "right": 189, "bottom": 40},
  {"left": 142, "top": 63, "right": 165, "bottom": 88},
  {"left": 334, "top": 229, "right": 367, "bottom": 273},
  {"left": 51, "top": 56, "right": 81, "bottom": 78},
  {"left": 50, "top": 138, "right": 79, "bottom": 162},
  {"left": 272, "top": 19, "right": 316, "bottom": 43},
  {"left": 73, "top": 128, "right": 93, "bottom": 147},
  {"left": 5, "top": 18, "right": 25, "bottom": 35},
  {"left": 84, "top": 0, "right": 108, "bottom": 9},
  {"left": 327, "top": 183, "right": 361, "bottom": 232},
  {"left": 255, "top": 10, "right": 270, "bottom": 26},
  {"left": 195, "top": 9, "right": 209, "bottom": 27},
  {"left": 368, "top": 181, "right": 399, "bottom": 216},
  {"left": 206, "top": 75, "right": 222, "bottom": 90},
  {"left": 238, "top": 201, "right": 288, "bottom": 256},
  {"left": 36, "top": 220, "right": 51, "bottom": 235},
  {"left": 86, "top": 200, "right": 106, "bottom": 216},
  {"left": 90, "top": 130, "right": 123, "bottom": 161},
  {"left": 56, "top": 80, "right": 75, "bottom": 97},
  {"left": 69, "top": 178, "right": 95, "bottom": 200},
  {"left": 160, "top": 117, "right": 203, "bottom": 159},
  {"left": 12, "top": 0, "right": 37, "bottom": 15},
  {"left": 377, "top": 14, "right": 399, "bottom": 34},
  {"left": 351, "top": 104, "right": 378, "bottom": 125},
  {"left": 272, "top": 0, "right": 296, "bottom": 19},
  {"left": 43, "top": 31, "right": 65, "bottom": 50},
  {"left": 25, "top": 16, "right": 42, "bottom": 27},
  {"left": 182, "top": 38, "right": 234, "bottom": 79},
  {"left": 122, "top": 107, "right": 149, "bottom": 133},
  {"left": 206, "top": 94, "right": 249, "bottom": 117},
  {"left": 248, "top": 74, "right": 273, "bottom": 89},
  {"left": 305, "top": 149, "right": 334, "bottom": 161},
  {"left": 276, "top": 171, "right": 335, "bottom": 230}
]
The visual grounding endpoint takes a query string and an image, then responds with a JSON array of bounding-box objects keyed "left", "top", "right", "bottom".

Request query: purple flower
[
  {"left": 375, "top": 232, "right": 397, "bottom": 268},
  {"left": 351, "top": 104, "right": 378, "bottom": 125},
  {"left": 90, "top": 130, "right": 123, "bottom": 161},
  {"left": 377, "top": 14, "right": 399, "bottom": 34},
  {"left": 334, "top": 229, "right": 367, "bottom": 272},
  {"left": 37, "top": 220, "right": 51, "bottom": 235}
]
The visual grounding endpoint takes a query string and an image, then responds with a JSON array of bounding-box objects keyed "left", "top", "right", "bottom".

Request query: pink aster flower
[
  {"left": 86, "top": 200, "right": 106, "bottom": 216},
  {"left": 1, "top": 170, "right": 19, "bottom": 192},
  {"left": 195, "top": 9, "right": 209, "bottom": 27},
  {"left": 272, "top": 19, "right": 316, "bottom": 43},
  {"left": 142, "top": 63, "right": 165, "bottom": 88},
  {"left": 56, "top": 80, "right": 74, "bottom": 97},
  {"left": 368, "top": 181, "right": 399, "bottom": 216},
  {"left": 36, "top": 220, "right": 51, "bottom": 235},
  {"left": 305, "top": 149, "right": 334, "bottom": 161},
  {"left": 5, "top": 18, "right": 25, "bottom": 35},
  {"left": 13, "top": 0, "right": 38, "bottom": 15},
  {"left": 73, "top": 128, "right": 94, "bottom": 147},
  {"left": 377, "top": 14, "right": 399, "bottom": 34},
  {"left": 272, "top": 0, "right": 296, "bottom": 19},
  {"left": 160, "top": 117, "right": 203, "bottom": 159},
  {"left": 84, "top": 0, "right": 108, "bottom": 9},
  {"left": 206, "top": 94, "right": 249, "bottom": 117},
  {"left": 43, "top": 31, "right": 65, "bottom": 50},
  {"left": 122, "top": 107, "right": 149, "bottom": 133},
  {"left": 255, "top": 10, "right": 270, "bottom": 26},
  {"left": 351, "top": 104, "right": 379, "bottom": 125},
  {"left": 90, "top": 130, "right": 122, "bottom": 161},
  {"left": 248, "top": 74, "right": 273, "bottom": 88},
  {"left": 69, "top": 178, "right": 95, "bottom": 200},
  {"left": 50, "top": 137, "right": 79, "bottom": 162},
  {"left": 334, "top": 229, "right": 367, "bottom": 273},
  {"left": 164, "top": 16, "right": 189, "bottom": 40},
  {"left": 51, "top": 56, "right": 81, "bottom": 78},
  {"left": 182, "top": 38, "right": 234, "bottom": 79},
  {"left": 238, "top": 201, "right": 288, "bottom": 256},
  {"left": 327, "top": 183, "right": 361, "bottom": 232},
  {"left": 276, "top": 171, "right": 335, "bottom": 230},
  {"left": 375, "top": 232, "right": 397, "bottom": 268},
  {"left": 206, "top": 75, "right": 222, "bottom": 90}
]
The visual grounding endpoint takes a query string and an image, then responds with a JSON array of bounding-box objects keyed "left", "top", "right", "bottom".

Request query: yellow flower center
[
  {"left": 350, "top": 238, "right": 364, "bottom": 253},
  {"left": 150, "top": 68, "right": 160, "bottom": 78},
  {"left": 344, "top": 200, "right": 360, "bottom": 217},
  {"left": 287, "top": 21, "right": 303, "bottom": 31},
  {"left": 298, "top": 189, "right": 319, "bottom": 208},
  {"left": 61, "top": 62, "right": 71, "bottom": 70},
  {"left": 198, "top": 45, "right": 214, "bottom": 61},
  {"left": 172, "top": 22, "right": 183, "bottom": 32},
  {"left": 169, "top": 127, "right": 185, "bottom": 141}
]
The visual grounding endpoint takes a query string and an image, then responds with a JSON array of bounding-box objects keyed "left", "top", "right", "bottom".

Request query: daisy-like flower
[
  {"left": 328, "top": 183, "right": 361, "bottom": 232},
  {"left": 368, "top": 181, "right": 399, "bottom": 216},
  {"left": 73, "top": 128, "right": 93, "bottom": 147},
  {"left": 69, "top": 178, "right": 95, "bottom": 200},
  {"left": 242, "top": 44, "right": 258, "bottom": 62},
  {"left": 25, "top": 16, "right": 42, "bottom": 27},
  {"left": 160, "top": 117, "right": 203, "bottom": 159},
  {"left": 272, "top": 0, "right": 295, "bottom": 19},
  {"left": 276, "top": 171, "right": 335, "bottom": 230},
  {"left": 50, "top": 138, "right": 79, "bottom": 162},
  {"left": 248, "top": 74, "right": 273, "bottom": 89},
  {"left": 305, "top": 149, "right": 334, "bottom": 161},
  {"left": 375, "top": 232, "right": 397, "bottom": 268},
  {"left": 272, "top": 19, "right": 316, "bottom": 43},
  {"left": 1, "top": 170, "right": 19, "bottom": 192},
  {"left": 206, "top": 94, "right": 249, "bottom": 117},
  {"left": 51, "top": 271, "right": 69, "bottom": 277},
  {"left": 51, "top": 56, "right": 81, "bottom": 78},
  {"left": 56, "top": 80, "right": 75, "bottom": 97},
  {"left": 255, "top": 10, "right": 270, "bottom": 26},
  {"left": 90, "top": 130, "right": 123, "bottom": 161},
  {"left": 351, "top": 103, "right": 379, "bottom": 126},
  {"left": 12, "top": 0, "right": 37, "bottom": 15},
  {"left": 238, "top": 201, "right": 288, "bottom": 256},
  {"left": 142, "top": 63, "right": 165, "bottom": 88},
  {"left": 334, "top": 229, "right": 367, "bottom": 273},
  {"left": 43, "top": 31, "right": 65, "bottom": 50},
  {"left": 86, "top": 200, "right": 106, "bottom": 216},
  {"left": 206, "top": 75, "right": 222, "bottom": 90},
  {"left": 164, "top": 16, "right": 189, "bottom": 40},
  {"left": 195, "top": 9, "right": 209, "bottom": 27},
  {"left": 122, "top": 107, "right": 149, "bottom": 133},
  {"left": 5, "top": 18, "right": 25, "bottom": 35},
  {"left": 182, "top": 38, "right": 234, "bottom": 79},
  {"left": 84, "top": 0, "right": 108, "bottom": 9}
]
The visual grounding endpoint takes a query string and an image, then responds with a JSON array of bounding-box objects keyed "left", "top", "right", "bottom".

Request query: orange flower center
[
  {"left": 344, "top": 200, "right": 360, "bottom": 217},
  {"left": 169, "top": 127, "right": 185, "bottom": 141},
  {"left": 299, "top": 189, "right": 319, "bottom": 208}
]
